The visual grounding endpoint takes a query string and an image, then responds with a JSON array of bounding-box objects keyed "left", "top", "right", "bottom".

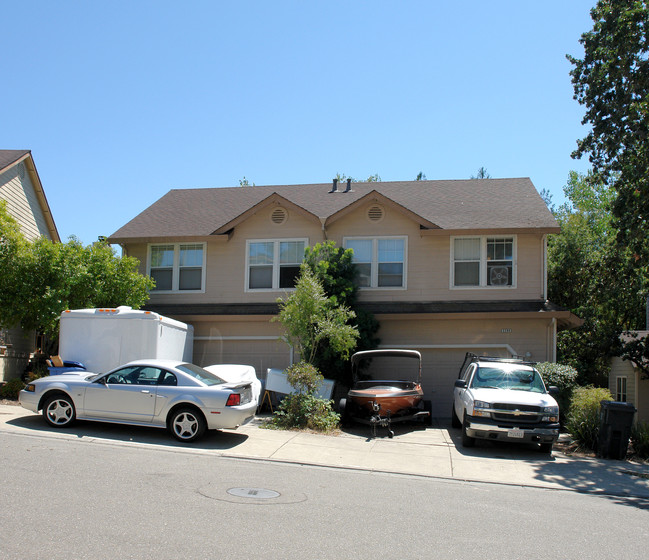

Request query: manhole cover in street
[{"left": 227, "top": 487, "right": 280, "bottom": 499}]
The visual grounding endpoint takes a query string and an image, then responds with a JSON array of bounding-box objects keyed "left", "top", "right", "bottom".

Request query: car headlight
[
  {"left": 24, "top": 384, "right": 36, "bottom": 393},
  {"left": 473, "top": 400, "right": 491, "bottom": 417},
  {"left": 542, "top": 405, "right": 559, "bottom": 422}
]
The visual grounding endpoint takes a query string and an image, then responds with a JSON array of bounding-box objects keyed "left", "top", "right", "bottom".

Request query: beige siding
[
  {"left": 0, "top": 163, "right": 52, "bottom": 241},
  {"left": 134, "top": 200, "right": 547, "bottom": 306},
  {"left": 609, "top": 357, "right": 636, "bottom": 403},
  {"left": 610, "top": 357, "right": 649, "bottom": 424}
]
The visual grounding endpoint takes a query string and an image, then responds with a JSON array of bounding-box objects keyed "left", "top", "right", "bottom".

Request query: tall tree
[
  {"left": 568, "top": 0, "right": 649, "bottom": 268},
  {"left": 568, "top": 0, "right": 649, "bottom": 371},
  {"left": 548, "top": 172, "right": 620, "bottom": 384},
  {"left": 302, "top": 241, "right": 380, "bottom": 384}
]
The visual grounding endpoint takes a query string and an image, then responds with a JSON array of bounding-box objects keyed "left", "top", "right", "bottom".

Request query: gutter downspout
[
  {"left": 542, "top": 234, "right": 548, "bottom": 301},
  {"left": 319, "top": 217, "right": 327, "bottom": 241},
  {"left": 548, "top": 317, "right": 557, "bottom": 362}
]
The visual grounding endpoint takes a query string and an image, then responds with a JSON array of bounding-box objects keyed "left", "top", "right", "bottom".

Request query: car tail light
[{"left": 226, "top": 393, "right": 241, "bottom": 407}]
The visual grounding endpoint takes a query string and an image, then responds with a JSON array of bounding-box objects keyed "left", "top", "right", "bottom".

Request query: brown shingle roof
[
  {"left": 108, "top": 177, "right": 558, "bottom": 241},
  {"left": 0, "top": 150, "right": 31, "bottom": 174}
]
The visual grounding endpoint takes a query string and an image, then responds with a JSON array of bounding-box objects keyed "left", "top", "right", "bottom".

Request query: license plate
[{"left": 508, "top": 429, "right": 524, "bottom": 439}]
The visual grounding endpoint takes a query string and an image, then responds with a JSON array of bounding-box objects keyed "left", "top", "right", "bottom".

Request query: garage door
[{"left": 193, "top": 338, "right": 291, "bottom": 385}]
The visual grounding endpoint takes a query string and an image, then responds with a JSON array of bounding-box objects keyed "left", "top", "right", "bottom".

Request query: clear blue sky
[{"left": 2, "top": 1, "right": 596, "bottom": 245}]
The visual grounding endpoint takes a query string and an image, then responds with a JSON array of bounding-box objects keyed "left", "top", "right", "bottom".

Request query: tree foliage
[
  {"left": 0, "top": 202, "right": 154, "bottom": 337},
  {"left": 568, "top": 1, "right": 649, "bottom": 263},
  {"left": 548, "top": 171, "right": 648, "bottom": 384},
  {"left": 470, "top": 167, "right": 491, "bottom": 179},
  {"left": 548, "top": 172, "right": 620, "bottom": 384},
  {"left": 302, "top": 241, "right": 380, "bottom": 383},
  {"left": 334, "top": 173, "right": 381, "bottom": 183},
  {"left": 567, "top": 1, "right": 649, "bottom": 378},
  {"left": 273, "top": 266, "right": 359, "bottom": 366}
]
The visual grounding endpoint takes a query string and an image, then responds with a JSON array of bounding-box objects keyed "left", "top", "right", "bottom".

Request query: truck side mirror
[
  {"left": 454, "top": 379, "right": 467, "bottom": 389},
  {"left": 548, "top": 386, "right": 559, "bottom": 396}
]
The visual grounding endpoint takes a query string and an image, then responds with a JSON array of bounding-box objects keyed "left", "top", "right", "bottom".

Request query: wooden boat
[{"left": 340, "top": 349, "right": 431, "bottom": 437}]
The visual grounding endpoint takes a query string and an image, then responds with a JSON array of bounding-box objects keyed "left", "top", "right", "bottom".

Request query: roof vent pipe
[
  {"left": 345, "top": 178, "right": 352, "bottom": 192},
  {"left": 329, "top": 179, "right": 338, "bottom": 193}
]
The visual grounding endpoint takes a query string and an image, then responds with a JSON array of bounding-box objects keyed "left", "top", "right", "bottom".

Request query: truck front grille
[{"left": 492, "top": 403, "right": 541, "bottom": 423}]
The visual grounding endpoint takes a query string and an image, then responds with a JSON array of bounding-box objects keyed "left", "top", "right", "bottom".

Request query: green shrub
[
  {"left": 630, "top": 421, "right": 649, "bottom": 459},
  {"left": 566, "top": 386, "right": 612, "bottom": 451},
  {"left": 535, "top": 362, "right": 579, "bottom": 425},
  {"left": 285, "top": 361, "right": 323, "bottom": 396},
  {"left": 265, "top": 394, "right": 340, "bottom": 433},
  {"left": 264, "top": 361, "right": 341, "bottom": 433},
  {"left": 0, "top": 378, "right": 25, "bottom": 400}
]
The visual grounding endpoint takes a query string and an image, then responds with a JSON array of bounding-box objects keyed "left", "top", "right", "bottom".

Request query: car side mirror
[
  {"left": 454, "top": 379, "right": 467, "bottom": 389},
  {"left": 548, "top": 385, "right": 559, "bottom": 396}
]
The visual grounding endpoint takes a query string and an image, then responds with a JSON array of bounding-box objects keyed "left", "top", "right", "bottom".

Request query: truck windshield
[
  {"left": 177, "top": 363, "right": 226, "bottom": 386},
  {"left": 471, "top": 366, "right": 546, "bottom": 393}
]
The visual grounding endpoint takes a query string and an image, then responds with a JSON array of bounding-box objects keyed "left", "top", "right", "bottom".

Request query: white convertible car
[{"left": 19, "top": 359, "right": 259, "bottom": 442}]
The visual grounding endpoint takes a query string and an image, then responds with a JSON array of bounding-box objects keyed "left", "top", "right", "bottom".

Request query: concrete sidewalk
[{"left": 2, "top": 403, "right": 648, "bottom": 498}]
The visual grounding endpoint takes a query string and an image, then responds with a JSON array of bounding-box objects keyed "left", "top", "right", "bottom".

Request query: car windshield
[
  {"left": 471, "top": 365, "right": 546, "bottom": 393},
  {"left": 177, "top": 363, "right": 226, "bottom": 386}
]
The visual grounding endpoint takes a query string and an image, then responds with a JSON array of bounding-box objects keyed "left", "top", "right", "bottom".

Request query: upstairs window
[
  {"left": 247, "top": 239, "right": 306, "bottom": 291},
  {"left": 345, "top": 237, "right": 406, "bottom": 288},
  {"left": 148, "top": 243, "right": 205, "bottom": 292},
  {"left": 452, "top": 236, "right": 515, "bottom": 288}
]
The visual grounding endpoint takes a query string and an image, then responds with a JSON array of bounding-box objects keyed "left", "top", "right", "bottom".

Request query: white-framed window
[
  {"left": 246, "top": 238, "right": 307, "bottom": 291},
  {"left": 148, "top": 243, "right": 206, "bottom": 292},
  {"left": 344, "top": 236, "right": 407, "bottom": 289},
  {"left": 451, "top": 236, "right": 516, "bottom": 288},
  {"left": 616, "top": 376, "right": 627, "bottom": 402}
]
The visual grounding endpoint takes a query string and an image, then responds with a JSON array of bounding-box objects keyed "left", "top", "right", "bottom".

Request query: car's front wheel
[
  {"left": 43, "top": 394, "right": 76, "bottom": 428},
  {"left": 168, "top": 407, "right": 206, "bottom": 442}
]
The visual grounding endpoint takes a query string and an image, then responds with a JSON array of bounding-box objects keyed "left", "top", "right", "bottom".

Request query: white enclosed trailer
[{"left": 58, "top": 306, "right": 194, "bottom": 373}]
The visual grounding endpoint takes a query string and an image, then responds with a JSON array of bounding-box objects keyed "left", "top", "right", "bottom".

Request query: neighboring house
[
  {"left": 0, "top": 150, "right": 60, "bottom": 382},
  {"left": 610, "top": 331, "right": 649, "bottom": 424},
  {"left": 108, "top": 177, "right": 581, "bottom": 413}
]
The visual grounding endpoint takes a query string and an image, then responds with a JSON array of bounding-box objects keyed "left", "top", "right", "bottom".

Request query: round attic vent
[
  {"left": 270, "top": 207, "right": 288, "bottom": 225},
  {"left": 367, "top": 204, "right": 385, "bottom": 223}
]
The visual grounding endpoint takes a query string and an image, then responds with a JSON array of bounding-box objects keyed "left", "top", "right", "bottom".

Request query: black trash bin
[{"left": 597, "top": 401, "right": 636, "bottom": 460}]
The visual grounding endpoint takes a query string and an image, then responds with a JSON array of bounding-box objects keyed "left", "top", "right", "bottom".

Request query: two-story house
[
  {"left": 0, "top": 150, "right": 60, "bottom": 381},
  {"left": 107, "top": 178, "right": 580, "bottom": 413}
]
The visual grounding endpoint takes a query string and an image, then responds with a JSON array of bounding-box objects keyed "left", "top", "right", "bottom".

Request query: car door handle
[{"left": 140, "top": 390, "right": 150, "bottom": 394}]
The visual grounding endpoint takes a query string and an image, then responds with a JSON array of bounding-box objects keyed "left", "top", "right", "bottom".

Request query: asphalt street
[{"left": 2, "top": 429, "right": 649, "bottom": 560}]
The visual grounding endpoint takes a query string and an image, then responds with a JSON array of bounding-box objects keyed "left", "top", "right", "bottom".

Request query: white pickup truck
[{"left": 452, "top": 354, "right": 560, "bottom": 454}]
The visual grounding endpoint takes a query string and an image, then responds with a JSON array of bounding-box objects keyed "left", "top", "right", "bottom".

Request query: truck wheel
[
  {"left": 539, "top": 442, "right": 553, "bottom": 454},
  {"left": 461, "top": 412, "right": 475, "bottom": 447},
  {"left": 43, "top": 394, "right": 76, "bottom": 428},
  {"left": 451, "top": 405, "right": 461, "bottom": 428}
]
